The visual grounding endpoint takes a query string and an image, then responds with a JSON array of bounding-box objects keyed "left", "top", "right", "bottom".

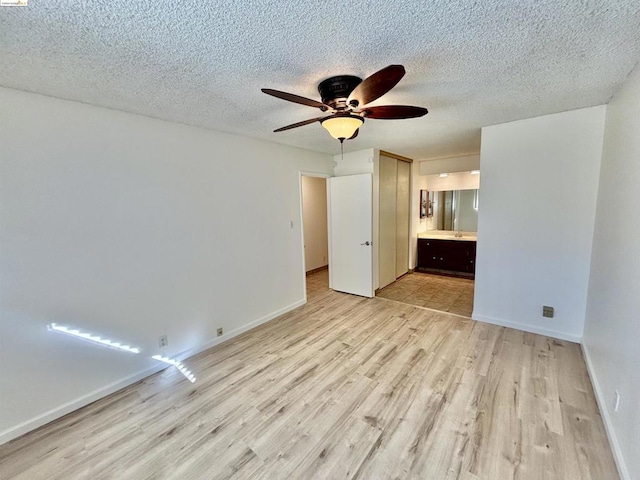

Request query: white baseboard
[
  {"left": 581, "top": 344, "right": 630, "bottom": 480},
  {"left": 0, "top": 298, "right": 306, "bottom": 446},
  {"left": 173, "top": 298, "right": 307, "bottom": 362},
  {"left": 471, "top": 313, "right": 582, "bottom": 343},
  {"left": 0, "top": 363, "right": 166, "bottom": 445}
]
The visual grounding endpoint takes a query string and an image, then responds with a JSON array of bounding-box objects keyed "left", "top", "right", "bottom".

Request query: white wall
[
  {"left": 301, "top": 176, "right": 328, "bottom": 272},
  {"left": 418, "top": 154, "right": 480, "bottom": 175},
  {"left": 425, "top": 171, "right": 480, "bottom": 192},
  {"left": 583, "top": 63, "right": 640, "bottom": 480},
  {"left": 0, "top": 87, "right": 332, "bottom": 443},
  {"left": 333, "top": 148, "right": 376, "bottom": 176},
  {"left": 474, "top": 106, "right": 606, "bottom": 342}
]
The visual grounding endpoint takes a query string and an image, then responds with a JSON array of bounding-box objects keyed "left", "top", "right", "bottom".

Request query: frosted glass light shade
[{"left": 321, "top": 115, "right": 363, "bottom": 140}]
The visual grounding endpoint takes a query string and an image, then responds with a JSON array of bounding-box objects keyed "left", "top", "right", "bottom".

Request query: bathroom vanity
[{"left": 416, "top": 232, "right": 477, "bottom": 278}]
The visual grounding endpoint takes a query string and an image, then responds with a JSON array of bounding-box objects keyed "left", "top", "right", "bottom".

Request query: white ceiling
[{"left": 1, "top": 1, "right": 639, "bottom": 159}]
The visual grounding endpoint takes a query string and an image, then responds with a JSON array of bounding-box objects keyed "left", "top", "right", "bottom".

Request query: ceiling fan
[{"left": 261, "top": 65, "right": 428, "bottom": 142}]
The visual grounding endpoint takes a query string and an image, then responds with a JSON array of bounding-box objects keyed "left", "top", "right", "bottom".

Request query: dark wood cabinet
[{"left": 417, "top": 238, "right": 476, "bottom": 278}]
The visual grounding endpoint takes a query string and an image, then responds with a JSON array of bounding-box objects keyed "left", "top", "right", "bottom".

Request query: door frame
[{"left": 298, "top": 171, "right": 331, "bottom": 304}]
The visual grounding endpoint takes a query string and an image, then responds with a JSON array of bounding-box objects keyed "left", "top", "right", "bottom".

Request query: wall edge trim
[
  {"left": 581, "top": 343, "right": 631, "bottom": 480},
  {"left": 471, "top": 313, "right": 582, "bottom": 343}
]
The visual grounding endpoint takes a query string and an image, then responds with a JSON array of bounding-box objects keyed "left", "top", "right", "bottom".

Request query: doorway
[
  {"left": 378, "top": 174, "right": 480, "bottom": 317},
  {"left": 300, "top": 173, "right": 330, "bottom": 296}
]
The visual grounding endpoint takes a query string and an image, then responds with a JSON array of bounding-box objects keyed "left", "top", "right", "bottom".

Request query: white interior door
[{"left": 328, "top": 174, "right": 373, "bottom": 298}]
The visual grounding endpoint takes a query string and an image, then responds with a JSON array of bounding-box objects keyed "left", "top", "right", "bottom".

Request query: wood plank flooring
[
  {"left": 377, "top": 272, "right": 475, "bottom": 317},
  {"left": 0, "top": 270, "right": 618, "bottom": 479}
]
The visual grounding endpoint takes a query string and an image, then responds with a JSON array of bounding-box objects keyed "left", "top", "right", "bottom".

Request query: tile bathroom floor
[{"left": 376, "top": 271, "right": 474, "bottom": 316}]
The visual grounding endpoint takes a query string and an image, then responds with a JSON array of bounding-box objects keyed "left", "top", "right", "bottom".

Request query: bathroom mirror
[{"left": 433, "top": 189, "right": 478, "bottom": 232}]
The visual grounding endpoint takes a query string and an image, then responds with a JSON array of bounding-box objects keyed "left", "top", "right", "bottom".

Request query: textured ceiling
[{"left": 1, "top": 1, "right": 639, "bottom": 159}]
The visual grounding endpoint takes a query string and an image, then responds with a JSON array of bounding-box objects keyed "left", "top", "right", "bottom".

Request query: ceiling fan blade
[
  {"left": 348, "top": 65, "right": 406, "bottom": 107},
  {"left": 362, "top": 105, "right": 428, "bottom": 119},
  {"left": 262, "top": 89, "right": 328, "bottom": 110},
  {"left": 273, "top": 116, "right": 327, "bottom": 132}
]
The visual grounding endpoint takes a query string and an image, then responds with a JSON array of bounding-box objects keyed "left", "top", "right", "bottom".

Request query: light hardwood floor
[
  {"left": 377, "top": 272, "right": 475, "bottom": 317},
  {"left": 0, "top": 270, "right": 618, "bottom": 479}
]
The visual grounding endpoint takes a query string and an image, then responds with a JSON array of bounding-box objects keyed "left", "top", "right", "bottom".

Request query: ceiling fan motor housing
[{"left": 318, "top": 75, "right": 362, "bottom": 108}]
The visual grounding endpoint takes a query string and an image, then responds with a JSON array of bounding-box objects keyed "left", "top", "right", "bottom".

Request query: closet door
[
  {"left": 378, "top": 155, "right": 398, "bottom": 289},
  {"left": 395, "top": 160, "right": 410, "bottom": 277}
]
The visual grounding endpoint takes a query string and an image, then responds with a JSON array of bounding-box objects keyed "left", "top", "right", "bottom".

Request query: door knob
[{"left": 360, "top": 241, "right": 371, "bottom": 246}]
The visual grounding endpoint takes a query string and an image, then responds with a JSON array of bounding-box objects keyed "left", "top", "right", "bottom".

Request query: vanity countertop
[{"left": 418, "top": 232, "right": 478, "bottom": 242}]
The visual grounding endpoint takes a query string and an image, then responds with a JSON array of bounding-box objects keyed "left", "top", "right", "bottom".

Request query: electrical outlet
[
  {"left": 542, "top": 306, "right": 554, "bottom": 318},
  {"left": 217, "top": 327, "right": 223, "bottom": 337},
  {"left": 614, "top": 390, "right": 621, "bottom": 412},
  {"left": 159, "top": 335, "right": 168, "bottom": 348}
]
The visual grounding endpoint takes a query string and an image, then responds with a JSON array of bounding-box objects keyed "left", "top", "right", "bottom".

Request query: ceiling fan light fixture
[
  {"left": 262, "top": 65, "right": 427, "bottom": 139},
  {"left": 321, "top": 114, "right": 364, "bottom": 140}
]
